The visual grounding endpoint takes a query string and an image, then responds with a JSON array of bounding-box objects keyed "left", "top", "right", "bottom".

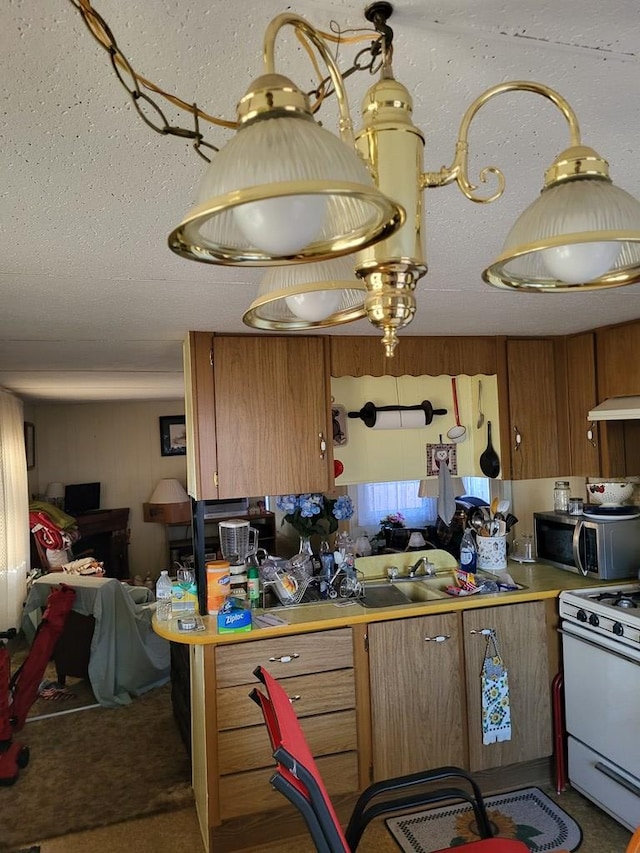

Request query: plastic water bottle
[
  {"left": 155, "top": 570, "right": 173, "bottom": 621},
  {"left": 459, "top": 528, "right": 477, "bottom": 572}
]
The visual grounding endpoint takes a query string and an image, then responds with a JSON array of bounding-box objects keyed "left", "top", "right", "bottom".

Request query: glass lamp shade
[
  {"left": 242, "top": 256, "right": 367, "bottom": 329},
  {"left": 148, "top": 478, "right": 189, "bottom": 504},
  {"left": 483, "top": 178, "right": 640, "bottom": 291},
  {"left": 169, "top": 114, "right": 404, "bottom": 265}
]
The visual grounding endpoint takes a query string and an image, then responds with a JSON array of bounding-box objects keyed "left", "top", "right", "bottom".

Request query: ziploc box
[
  {"left": 171, "top": 581, "right": 199, "bottom": 614},
  {"left": 217, "top": 599, "right": 252, "bottom": 633}
]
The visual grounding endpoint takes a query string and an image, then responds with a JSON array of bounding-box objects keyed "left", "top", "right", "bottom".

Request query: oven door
[{"left": 562, "top": 621, "right": 640, "bottom": 829}]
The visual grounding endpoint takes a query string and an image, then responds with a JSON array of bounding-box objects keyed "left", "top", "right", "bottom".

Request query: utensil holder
[{"left": 477, "top": 536, "right": 507, "bottom": 571}]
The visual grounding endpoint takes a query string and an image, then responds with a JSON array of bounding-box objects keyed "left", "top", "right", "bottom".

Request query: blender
[{"left": 218, "top": 519, "right": 259, "bottom": 595}]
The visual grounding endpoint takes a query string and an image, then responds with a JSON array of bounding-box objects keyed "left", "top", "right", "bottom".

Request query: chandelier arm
[
  {"left": 421, "top": 80, "right": 582, "bottom": 204},
  {"left": 263, "top": 14, "right": 356, "bottom": 146}
]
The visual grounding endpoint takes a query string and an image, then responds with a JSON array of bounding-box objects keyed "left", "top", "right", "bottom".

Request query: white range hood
[{"left": 588, "top": 396, "right": 640, "bottom": 421}]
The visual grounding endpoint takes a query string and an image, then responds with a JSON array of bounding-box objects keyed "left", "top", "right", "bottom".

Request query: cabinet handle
[
  {"left": 513, "top": 426, "right": 522, "bottom": 452},
  {"left": 587, "top": 422, "right": 597, "bottom": 448},
  {"left": 319, "top": 432, "right": 327, "bottom": 459},
  {"left": 268, "top": 653, "right": 300, "bottom": 664},
  {"left": 424, "top": 634, "right": 450, "bottom": 643},
  {"left": 289, "top": 694, "right": 301, "bottom": 703},
  {"left": 469, "top": 628, "right": 493, "bottom": 636}
]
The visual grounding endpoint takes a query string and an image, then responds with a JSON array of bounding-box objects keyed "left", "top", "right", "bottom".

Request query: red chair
[{"left": 250, "top": 665, "right": 530, "bottom": 853}]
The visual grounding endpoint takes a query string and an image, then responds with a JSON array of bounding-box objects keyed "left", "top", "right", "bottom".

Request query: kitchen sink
[
  {"left": 360, "top": 578, "right": 450, "bottom": 608},
  {"left": 360, "top": 571, "right": 528, "bottom": 608}
]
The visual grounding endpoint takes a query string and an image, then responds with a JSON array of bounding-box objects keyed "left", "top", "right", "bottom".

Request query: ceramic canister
[{"left": 476, "top": 535, "right": 507, "bottom": 571}]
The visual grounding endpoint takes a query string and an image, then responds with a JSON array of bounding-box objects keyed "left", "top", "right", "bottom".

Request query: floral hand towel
[{"left": 481, "top": 630, "right": 512, "bottom": 745}]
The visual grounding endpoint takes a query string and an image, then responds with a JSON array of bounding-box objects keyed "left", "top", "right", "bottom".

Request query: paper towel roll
[
  {"left": 401, "top": 410, "right": 426, "bottom": 428},
  {"left": 371, "top": 411, "right": 402, "bottom": 429},
  {"left": 371, "top": 410, "right": 426, "bottom": 429}
]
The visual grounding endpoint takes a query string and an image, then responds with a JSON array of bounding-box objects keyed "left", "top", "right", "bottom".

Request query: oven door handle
[
  {"left": 595, "top": 762, "right": 640, "bottom": 798},
  {"left": 571, "top": 518, "right": 587, "bottom": 575},
  {"left": 560, "top": 624, "right": 640, "bottom": 665}
]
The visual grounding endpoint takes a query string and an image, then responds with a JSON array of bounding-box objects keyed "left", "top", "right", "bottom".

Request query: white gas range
[{"left": 559, "top": 584, "right": 640, "bottom": 832}]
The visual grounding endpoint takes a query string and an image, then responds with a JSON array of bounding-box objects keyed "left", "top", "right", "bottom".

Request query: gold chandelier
[{"left": 73, "top": 1, "right": 640, "bottom": 357}]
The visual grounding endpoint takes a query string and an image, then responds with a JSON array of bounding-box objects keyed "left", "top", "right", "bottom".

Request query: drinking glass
[{"left": 177, "top": 567, "right": 195, "bottom": 591}]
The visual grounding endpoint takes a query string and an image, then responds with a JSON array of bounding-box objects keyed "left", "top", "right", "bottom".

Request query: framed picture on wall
[
  {"left": 159, "top": 415, "right": 187, "bottom": 457},
  {"left": 24, "top": 422, "right": 35, "bottom": 469}
]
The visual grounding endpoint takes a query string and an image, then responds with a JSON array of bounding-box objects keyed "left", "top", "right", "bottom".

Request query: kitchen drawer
[
  {"left": 218, "top": 708, "right": 357, "bottom": 775},
  {"left": 215, "top": 627, "right": 354, "bottom": 688},
  {"left": 216, "top": 667, "right": 356, "bottom": 730},
  {"left": 219, "top": 751, "right": 359, "bottom": 820}
]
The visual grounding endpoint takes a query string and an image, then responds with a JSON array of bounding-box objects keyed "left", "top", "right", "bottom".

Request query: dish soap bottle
[{"left": 459, "top": 527, "right": 477, "bottom": 572}]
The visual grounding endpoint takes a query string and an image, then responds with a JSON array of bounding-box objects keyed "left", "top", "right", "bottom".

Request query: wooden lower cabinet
[
  {"left": 190, "top": 603, "right": 553, "bottom": 850},
  {"left": 368, "top": 611, "right": 466, "bottom": 779},
  {"left": 192, "top": 627, "right": 363, "bottom": 850},
  {"left": 368, "top": 602, "right": 552, "bottom": 779},
  {"left": 462, "top": 601, "right": 552, "bottom": 771}
]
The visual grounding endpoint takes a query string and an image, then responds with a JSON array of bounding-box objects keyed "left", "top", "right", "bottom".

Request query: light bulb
[
  {"left": 540, "top": 241, "right": 620, "bottom": 284},
  {"left": 285, "top": 290, "right": 342, "bottom": 322},
  {"left": 232, "top": 195, "right": 327, "bottom": 255}
]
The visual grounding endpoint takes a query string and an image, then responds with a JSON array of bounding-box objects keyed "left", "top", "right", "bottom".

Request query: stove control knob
[
  {"left": 589, "top": 613, "right": 600, "bottom": 627},
  {"left": 613, "top": 622, "right": 624, "bottom": 637},
  {"left": 577, "top": 609, "right": 588, "bottom": 623}
]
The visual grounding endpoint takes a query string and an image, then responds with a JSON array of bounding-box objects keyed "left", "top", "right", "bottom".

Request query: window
[{"left": 348, "top": 478, "right": 491, "bottom": 535}]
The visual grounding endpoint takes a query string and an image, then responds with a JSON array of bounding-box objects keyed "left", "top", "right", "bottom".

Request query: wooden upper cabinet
[
  {"left": 185, "top": 333, "right": 333, "bottom": 500},
  {"left": 504, "top": 338, "right": 567, "bottom": 480},
  {"left": 595, "top": 320, "right": 640, "bottom": 399},
  {"left": 565, "top": 332, "right": 601, "bottom": 477},
  {"left": 330, "top": 336, "right": 498, "bottom": 377}
]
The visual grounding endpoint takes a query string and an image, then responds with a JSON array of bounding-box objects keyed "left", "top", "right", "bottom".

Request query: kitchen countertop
[{"left": 153, "top": 559, "right": 622, "bottom": 646}]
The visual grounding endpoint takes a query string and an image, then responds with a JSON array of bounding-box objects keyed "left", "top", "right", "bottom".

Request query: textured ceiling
[{"left": 2, "top": 0, "right": 639, "bottom": 401}]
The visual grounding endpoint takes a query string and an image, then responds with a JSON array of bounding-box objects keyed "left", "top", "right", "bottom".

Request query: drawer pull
[
  {"left": 595, "top": 761, "right": 640, "bottom": 797},
  {"left": 424, "top": 634, "right": 450, "bottom": 643},
  {"left": 268, "top": 653, "right": 300, "bottom": 664},
  {"left": 289, "top": 694, "right": 301, "bottom": 703}
]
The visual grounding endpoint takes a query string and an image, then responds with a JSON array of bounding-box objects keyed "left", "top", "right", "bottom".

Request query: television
[{"left": 64, "top": 482, "right": 101, "bottom": 516}]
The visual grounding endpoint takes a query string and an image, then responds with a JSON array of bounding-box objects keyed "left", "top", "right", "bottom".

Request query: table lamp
[
  {"left": 143, "top": 479, "right": 191, "bottom": 524},
  {"left": 45, "top": 481, "right": 65, "bottom": 509}
]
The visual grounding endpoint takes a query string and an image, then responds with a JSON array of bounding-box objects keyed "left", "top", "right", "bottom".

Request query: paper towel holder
[{"left": 347, "top": 400, "right": 447, "bottom": 428}]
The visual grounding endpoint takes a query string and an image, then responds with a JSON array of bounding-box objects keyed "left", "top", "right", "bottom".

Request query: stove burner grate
[{"left": 589, "top": 590, "right": 640, "bottom": 609}]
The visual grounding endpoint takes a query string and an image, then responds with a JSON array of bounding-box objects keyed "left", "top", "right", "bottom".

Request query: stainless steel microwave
[{"left": 534, "top": 511, "right": 640, "bottom": 579}]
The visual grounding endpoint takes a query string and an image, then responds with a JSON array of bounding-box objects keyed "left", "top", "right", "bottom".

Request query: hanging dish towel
[
  {"left": 437, "top": 459, "right": 456, "bottom": 525},
  {"left": 481, "top": 630, "right": 512, "bottom": 745}
]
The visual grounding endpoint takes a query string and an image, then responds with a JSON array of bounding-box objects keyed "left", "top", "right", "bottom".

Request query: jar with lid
[{"left": 553, "top": 481, "right": 570, "bottom": 513}]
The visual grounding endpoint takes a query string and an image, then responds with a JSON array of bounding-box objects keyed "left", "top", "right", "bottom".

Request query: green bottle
[{"left": 247, "top": 562, "right": 260, "bottom": 609}]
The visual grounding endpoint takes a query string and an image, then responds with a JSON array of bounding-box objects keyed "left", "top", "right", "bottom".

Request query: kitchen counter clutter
[
  {"left": 153, "top": 554, "right": 612, "bottom": 644},
  {"left": 154, "top": 554, "right": 620, "bottom": 853}
]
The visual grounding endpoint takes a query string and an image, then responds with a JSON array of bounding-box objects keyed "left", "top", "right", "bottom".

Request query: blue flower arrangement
[{"left": 275, "top": 493, "right": 354, "bottom": 537}]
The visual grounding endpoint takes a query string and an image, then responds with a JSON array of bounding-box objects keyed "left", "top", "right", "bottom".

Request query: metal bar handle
[{"left": 595, "top": 762, "right": 640, "bottom": 798}]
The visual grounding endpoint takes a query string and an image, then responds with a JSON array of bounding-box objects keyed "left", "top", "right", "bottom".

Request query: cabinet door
[
  {"left": 506, "top": 339, "right": 563, "bottom": 479},
  {"left": 566, "top": 333, "right": 601, "bottom": 477},
  {"left": 185, "top": 333, "right": 333, "bottom": 499},
  {"left": 462, "top": 602, "right": 552, "bottom": 772},
  {"left": 213, "top": 335, "right": 332, "bottom": 498},
  {"left": 596, "top": 320, "right": 640, "bottom": 399},
  {"left": 368, "top": 612, "right": 465, "bottom": 780}
]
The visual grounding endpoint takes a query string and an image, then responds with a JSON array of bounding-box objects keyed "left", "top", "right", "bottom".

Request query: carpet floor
[{"left": 0, "top": 680, "right": 193, "bottom": 852}]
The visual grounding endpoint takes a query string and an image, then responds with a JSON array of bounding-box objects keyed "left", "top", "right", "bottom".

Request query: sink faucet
[{"left": 408, "top": 556, "right": 431, "bottom": 577}]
